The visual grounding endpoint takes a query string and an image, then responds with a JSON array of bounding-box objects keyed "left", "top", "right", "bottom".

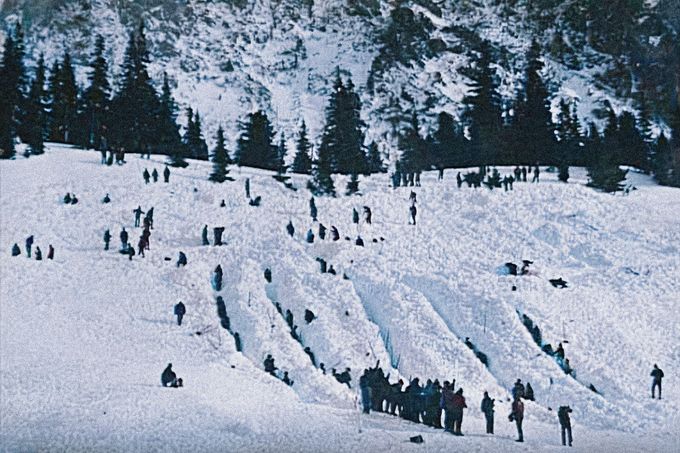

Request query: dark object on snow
[
  {"left": 152, "top": 168, "right": 159, "bottom": 182},
  {"left": 282, "top": 371, "right": 294, "bottom": 386},
  {"left": 285, "top": 310, "right": 294, "bottom": 328},
  {"left": 128, "top": 246, "right": 135, "bottom": 260},
  {"left": 216, "top": 296, "right": 229, "bottom": 330},
  {"left": 249, "top": 196, "right": 261, "bottom": 206},
  {"left": 310, "top": 197, "right": 317, "bottom": 221},
  {"left": 202, "top": 225, "right": 209, "bottom": 246},
  {"left": 245, "top": 178, "right": 250, "bottom": 199},
  {"left": 512, "top": 285, "right": 517, "bottom": 291},
  {"left": 119, "top": 228, "right": 128, "bottom": 249},
  {"left": 286, "top": 221, "right": 295, "bottom": 237},
  {"left": 220, "top": 199, "right": 226, "bottom": 207},
  {"left": 25, "top": 235, "right": 34, "bottom": 258},
  {"left": 558, "top": 406, "right": 573, "bottom": 446},
  {"left": 331, "top": 226, "right": 339, "bottom": 241},
  {"left": 70, "top": 194, "right": 78, "bottom": 204},
  {"left": 334, "top": 367, "right": 352, "bottom": 388},
  {"left": 306, "top": 229, "right": 315, "bottom": 243},
  {"left": 588, "top": 384, "right": 599, "bottom": 394},
  {"left": 234, "top": 332, "right": 242, "bottom": 351},
  {"left": 352, "top": 208, "right": 359, "bottom": 224},
  {"left": 264, "top": 268, "right": 272, "bottom": 283},
  {"left": 304, "top": 309, "right": 316, "bottom": 324},
  {"left": 524, "top": 383, "right": 535, "bottom": 401},
  {"left": 651, "top": 364, "right": 664, "bottom": 399},
  {"left": 355, "top": 236, "right": 364, "bottom": 247},
  {"left": 505, "top": 263, "right": 518, "bottom": 275},
  {"left": 143, "top": 168, "right": 150, "bottom": 183},
  {"left": 174, "top": 301, "right": 186, "bottom": 326},
  {"left": 520, "top": 260, "right": 533, "bottom": 275},
  {"left": 304, "top": 347, "right": 316, "bottom": 366},
  {"left": 318, "top": 223, "right": 326, "bottom": 240},
  {"left": 177, "top": 251, "right": 187, "bottom": 267},
  {"left": 11, "top": 243, "right": 20, "bottom": 256},
  {"left": 481, "top": 392, "right": 495, "bottom": 434},
  {"left": 102, "top": 193, "right": 111, "bottom": 203},
  {"left": 549, "top": 278, "right": 568, "bottom": 288},
  {"left": 316, "top": 257, "right": 327, "bottom": 273},
  {"left": 363, "top": 206, "right": 372, "bottom": 224},
  {"left": 163, "top": 166, "right": 170, "bottom": 183},
  {"left": 409, "top": 435, "right": 424, "bottom": 444},
  {"left": 409, "top": 205, "right": 417, "bottom": 225},
  {"left": 264, "top": 354, "right": 277, "bottom": 375},
  {"left": 34, "top": 247, "right": 42, "bottom": 261},
  {"left": 161, "top": 363, "right": 177, "bottom": 387},
  {"left": 328, "top": 265, "right": 336, "bottom": 275},
  {"left": 47, "top": 245, "right": 54, "bottom": 260},
  {"left": 213, "top": 265, "right": 224, "bottom": 291},
  {"left": 213, "top": 227, "right": 225, "bottom": 246},
  {"left": 63, "top": 193, "right": 72, "bottom": 204}
]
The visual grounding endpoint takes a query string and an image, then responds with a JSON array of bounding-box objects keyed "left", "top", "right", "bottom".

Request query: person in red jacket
[
  {"left": 510, "top": 396, "right": 525, "bottom": 442},
  {"left": 451, "top": 388, "right": 468, "bottom": 436}
]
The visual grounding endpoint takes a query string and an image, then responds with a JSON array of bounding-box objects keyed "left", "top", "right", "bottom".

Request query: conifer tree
[
  {"left": 346, "top": 172, "right": 360, "bottom": 195},
  {"left": 0, "top": 24, "right": 27, "bottom": 158},
  {"left": 183, "top": 108, "right": 208, "bottom": 160},
  {"left": 82, "top": 35, "right": 111, "bottom": 149},
  {"left": 22, "top": 55, "right": 47, "bottom": 155},
  {"left": 48, "top": 52, "right": 79, "bottom": 143},
  {"left": 309, "top": 144, "right": 336, "bottom": 196},
  {"left": 209, "top": 125, "right": 232, "bottom": 182},
  {"left": 514, "top": 39, "right": 555, "bottom": 165},
  {"left": 365, "top": 141, "right": 385, "bottom": 173},
  {"left": 463, "top": 41, "right": 503, "bottom": 166},
  {"left": 399, "top": 111, "right": 427, "bottom": 178},
  {"left": 587, "top": 119, "right": 628, "bottom": 193},
  {"left": 235, "top": 110, "right": 278, "bottom": 171},
  {"left": 291, "top": 120, "right": 312, "bottom": 174},
  {"left": 276, "top": 133, "right": 288, "bottom": 174},
  {"left": 432, "top": 111, "right": 465, "bottom": 168},
  {"left": 158, "top": 73, "right": 184, "bottom": 165},
  {"left": 617, "top": 111, "right": 648, "bottom": 171}
]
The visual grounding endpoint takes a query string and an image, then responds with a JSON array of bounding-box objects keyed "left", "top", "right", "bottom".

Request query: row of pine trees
[{"left": 1, "top": 24, "right": 679, "bottom": 193}]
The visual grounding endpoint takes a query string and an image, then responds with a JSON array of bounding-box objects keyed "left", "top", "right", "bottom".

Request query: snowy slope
[{"left": 1, "top": 146, "right": 679, "bottom": 451}]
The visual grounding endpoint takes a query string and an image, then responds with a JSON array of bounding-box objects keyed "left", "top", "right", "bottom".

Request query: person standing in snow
[
  {"left": 532, "top": 164, "right": 540, "bottom": 183},
  {"left": 25, "top": 235, "right": 34, "bottom": 258},
  {"left": 510, "top": 396, "right": 524, "bottom": 442},
  {"left": 359, "top": 373, "right": 372, "bottom": 414},
  {"left": 481, "top": 391, "right": 495, "bottom": 434},
  {"left": 133, "top": 206, "right": 145, "bottom": 227},
  {"left": 264, "top": 354, "right": 277, "bottom": 376},
  {"left": 145, "top": 207, "right": 154, "bottom": 230},
  {"left": 318, "top": 223, "right": 327, "bottom": 240},
  {"left": 143, "top": 168, "right": 150, "bottom": 184},
  {"left": 363, "top": 206, "right": 372, "bottom": 225},
  {"left": 558, "top": 405, "right": 573, "bottom": 446},
  {"left": 352, "top": 208, "right": 359, "bottom": 224},
  {"left": 456, "top": 172, "right": 463, "bottom": 189},
  {"left": 47, "top": 244, "right": 54, "bottom": 260},
  {"left": 174, "top": 301, "right": 186, "bottom": 326},
  {"left": 152, "top": 168, "right": 159, "bottom": 183},
  {"left": 409, "top": 205, "right": 417, "bottom": 225},
  {"left": 138, "top": 236, "right": 146, "bottom": 257},
  {"left": 331, "top": 226, "right": 340, "bottom": 241},
  {"left": 34, "top": 246, "right": 42, "bottom": 261},
  {"left": 521, "top": 166, "right": 528, "bottom": 182},
  {"left": 213, "top": 264, "right": 223, "bottom": 291},
  {"left": 409, "top": 191, "right": 417, "bottom": 205},
  {"left": 651, "top": 364, "right": 664, "bottom": 399},
  {"left": 286, "top": 221, "right": 295, "bottom": 238},
  {"left": 120, "top": 228, "right": 128, "bottom": 250},
  {"left": 245, "top": 178, "right": 250, "bottom": 199},
  {"left": 512, "top": 379, "right": 525, "bottom": 400},
  {"left": 161, "top": 363, "right": 177, "bottom": 387},
  {"left": 11, "top": 243, "right": 21, "bottom": 256},
  {"left": 128, "top": 245, "right": 135, "bottom": 260},
  {"left": 306, "top": 229, "right": 314, "bottom": 243},
  {"left": 202, "top": 225, "right": 209, "bottom": 246},
  {"left": 234, "top": 332, "right": 242, "bottom": 352},
  {"left": 310, "top": 197, "right": 317, "bottom": 221},
  {"left": 451, "top": 388, "right": 467, "bottom": 435},
  {"left": 102, "top": 193, "right": 111, "bottom": 204}
]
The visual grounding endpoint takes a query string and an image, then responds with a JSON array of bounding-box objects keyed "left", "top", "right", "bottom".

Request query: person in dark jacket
[
  {"left": 133, "top": 206, "right": 144, "bottom": 227},
  {"left": 451, "top": 388, "right": 467, "bottom": 435},
  {"left": 481, "top": 391, "right": 495, "bottom": 434},
  {"left": 331, "top": 226, "right": 339, "bottom": 241},
  {"left": 47, "top": 244, "right": 54, "bottom": 260},
  {"left": 177, "top": 251, "right": 187, "bottom": 267},
  {"left": 352, "top": 208, "right": 359, "bottom": 224},
  {"left": 264, "top": 354, "right": 277, "bottom": 376},
  {"left": 306, "top": 229, "right": 314, "bottom": 243},
  {"left": 512, "top": 379, "right": 525, "bottom": 400},
  {"left": 525, "top": 382, "right": 535, "bottom": 401},
  {"left": 233, "top": 332, "right": 242, "bottom": 352},
  {"left": 202, "top": 225, "right": 209, "bottom": 246},
  {"left": 120, "top": 228, "right": 128, "bottom": 250},
  {"left": 355, "top": 236, "right": 364, "bottom": 247},
  {"left": 409, "top": 205, "right": 417, "bottom": 225},
  {"left": 318, "top": 223, "right": 326, "bottom": 240},
  {"left": 521, "top": 166, "right": 528, "bottom": 182},
  {"left": 510, "top": 397, "right": 524, "bottom": 442},
  {"left": 138, "top": 236, "right": 146, "bottom": 257},
  {"left": 26, "top": 235, "right": 34, "bottom": 258},
  {"left": 128, "top": 246, "right": 135, "bottom": 260},
  {"left": 213, "top": 265, "right": 223, "bottom": 291},
  {"left": 163, "top": 166, "right": 170, "bottom": 183},
  {"left": 161, "top": 363, "right": 177, "bottom": 387},
  {"left": 363, "top": 206, "right": 372, "bottom": 225},
  {"left": 143, "top": 168, "right": 150, "bottom": 184},
  {"left": 11, "top": 243, "right": 21, "bottom": 256},
  {"left": 303, "top": 346, "right": 316, "bottom": 367},
  {"left": 63, "top": 193, "right": 72, "bottom": 204},
  {"left": 651, "top": 364, "right": 664, "bottom": 399},
  {"left": 456, "top": 172, "right": 463, "bottom": 189},
  {"left": 102, "top": 193, "right": 111, "bottom": 203},
  {"left": 360, "top": 373, "right": 372, "bottom": 414},
  {"left": 532, "top": 165, "right": 540, "bottom": 183},
  {"left": 174, "top": 301, "right": 186, "bottom": 326},
  {"left": 152, "top": 168, "right": 159, "bottom": 182},
  {"left": 145, "top": 207, "right": 154, "bottom": 230},
  {"left": 34, "top": 246, "right": 42, "bottom": 261},
  {"left": 558, "top": 405, "right": 573, "bottom": 446},
  {"left": 310, "top": 197, "right": 317, "bottom": 221},
  {"left": 286, "top": 221, "right": 295, "bottom": 237}
]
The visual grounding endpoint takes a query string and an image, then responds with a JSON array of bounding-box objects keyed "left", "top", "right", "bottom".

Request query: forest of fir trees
[{"left": 1, "top": 23, "right": 679, "bottom": 195}]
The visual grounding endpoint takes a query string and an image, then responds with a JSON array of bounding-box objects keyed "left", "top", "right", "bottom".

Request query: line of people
[
  {"left": 10, "top": 235, "right": 54, "bottom": 260},
  {"left": 142, "top": 166, "right": 171, "bottom": 184}
]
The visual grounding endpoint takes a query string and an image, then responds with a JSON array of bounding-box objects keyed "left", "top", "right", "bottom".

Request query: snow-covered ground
[{"left": 1, "top": 145, "right": 679, "bottom": 452}]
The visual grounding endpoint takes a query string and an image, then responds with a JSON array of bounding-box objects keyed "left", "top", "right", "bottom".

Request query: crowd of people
[{"left": 11, "top": 235, "right": 54, "bottom": 261}]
